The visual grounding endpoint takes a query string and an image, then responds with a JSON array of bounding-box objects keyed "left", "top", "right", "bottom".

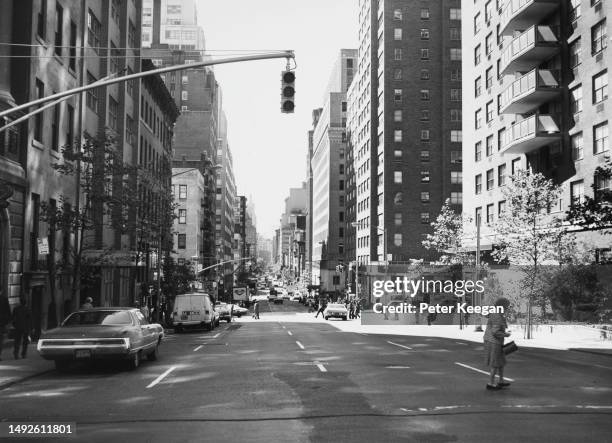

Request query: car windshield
[
  {"left": 63, "top": 310, "right": 133, "bottom": 326},
  {"left": 327, "top": 304, "right": 345, "bottom": 309}
]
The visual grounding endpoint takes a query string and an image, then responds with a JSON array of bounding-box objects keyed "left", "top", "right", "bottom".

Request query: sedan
[
  {"left": 231, "top": 305, "right": 248, "bottom": 317},
  {"left": 323, "top": 303, "right": 349, "bottom": 321},
  {"left": 215, "top": 302, "right": 232, "bottom": 323},
  {"left": 37, "top": 308, "right": 163, "bottom": 370}
]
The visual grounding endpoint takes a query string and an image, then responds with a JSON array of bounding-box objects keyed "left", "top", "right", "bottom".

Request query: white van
[{"left": 172, "top": 293, "right": 216, "bottom": 332}]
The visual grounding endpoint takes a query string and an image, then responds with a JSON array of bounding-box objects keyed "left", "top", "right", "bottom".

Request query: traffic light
[{"left": 281, "top": 70, "right": 295, "bottom": 113}]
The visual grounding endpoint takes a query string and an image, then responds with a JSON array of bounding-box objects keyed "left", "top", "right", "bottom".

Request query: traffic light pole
[{"left": 0, "top": 51, "right": 295, "bottom": 121}]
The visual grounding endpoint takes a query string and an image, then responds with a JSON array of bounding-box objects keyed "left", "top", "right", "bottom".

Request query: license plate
[{"left": 75, "top": 349, "right": 91, "bottom": 359}]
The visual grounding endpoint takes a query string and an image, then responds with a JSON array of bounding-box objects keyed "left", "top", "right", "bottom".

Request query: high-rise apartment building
[
  {"left": 347, "top": 0, "right": 463, "bottom": 266},
  {"left": 462, "top": 0, "right": 611, "bottom": 249},
  {"left": 142, "top": 0, "right": 205, "bottom": 50},
  {"left": 311, "top": 49, "right": 357, "bottom": 291}
]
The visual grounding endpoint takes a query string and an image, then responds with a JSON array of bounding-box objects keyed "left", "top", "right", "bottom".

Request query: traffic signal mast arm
[{"left": 0, "top": 50, "right": 295, "bottom": 120}]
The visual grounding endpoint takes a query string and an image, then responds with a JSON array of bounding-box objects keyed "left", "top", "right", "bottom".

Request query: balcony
[
  {"left": 499, "top": 69, "right": 560, "bottom": 114},
  {"left": 499, "top": 0, "right": 559, "bottom": 36},
  {"left": 500, "top": 26, "right": 559, "bottom": 75},
  {"left": 501, "top": 114, "right": 561, "bottom": 155}
]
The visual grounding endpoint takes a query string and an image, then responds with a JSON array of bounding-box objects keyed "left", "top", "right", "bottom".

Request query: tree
[
  {"left": 162, "top": 257, "right": 196, "bottom": 298},
  {"left": 492, "top": 169, "right": 567, "bottom": 338},
  {"left": 422, "top": 199, "right": 472, "bottom": 264},
  {"left": 566, "top": 159, "right": 612, "bottom": 231}
]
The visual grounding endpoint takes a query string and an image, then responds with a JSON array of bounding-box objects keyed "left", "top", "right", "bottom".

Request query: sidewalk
[
  {"left": 0, "top": 341, "right": 54, "bottom": 390},
  {"left": 236, "top": 312, "right": 612, "bottom": 355}
]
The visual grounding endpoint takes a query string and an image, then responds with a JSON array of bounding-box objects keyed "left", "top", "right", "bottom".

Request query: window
[
  {"left": 37, "top": 0, "right": 47, "bottom": 40},
  {"left": 451, "top": 171, "right": 463, "bottom": 184},
  {"left": 179, "top": 185, "right": 187, "bottom": 199},
  {"left": 450, "top": 130, "right": 462, "bottom": 142},
  {"left": 420, "top": 150, "right": 430, "bottom": 162},
  {"left": 498, "top": 200, "right": 506, "bottom": 216},
  {"left": 594, "top": 121, "right": 609, "bottom": 153},
  {"left": 475, "top": 174, "right": 482, "bottom": 194},
  {"left": 451, "top": 151, "right": 462, "bottom": 164},
  {"left": 450, "top": 88, "right": 461, "bottom": 101},
  {"left": 421, "top": 48, "right": 430, "bottom": 60},
  {"left": 339, "top": 180, "right": 345, "bottom": 190},
  {"left": 394, "top": 48, "right": 402, "bottom": 60},
  {"left": 486, "top": 101, "right": 494, "bottom": 122},
  {"left": 128, "top": 20, "right": 137, "bottom": 48},
  {"left": 421, "top": 28, "right": 430, "bottom": 40},
  {"left": 108, "top": 97, "right": 118, "bottom": 130},
  {"left": 394, "top": 68, "right": 402, "bottom": 80},
  {"left": 475, "top": 76, "right": 482, "bottom": 97},
  {"left": 394, "top": 213, "right": 402, "bottom": 226},
  {"left": 486, "top": 33, "right": 493, "bottom": 56},
  {"left": 475, "top": 207, "right": 483, "bottom": 225},
  {"left": 51, "top": 101, "right": 60, "bottom": 151},
  {"left": 475, "top": 141, "right": 482, "bottom": 162},
  {"left": 87, "top": 9, "right": 102, "bottom": 53},
  {"left": 394, "top": 88, "right": 402, "bottom": 102},
  {"left": 421, "top": 89, "right": 430, "bottom": 100},
  {"left": 593, "top": 70, "right": 608, "bottom": 103},
  {"left": 450, "top": 8, "right": 461, "bottom": 20},
  {"left": 394, "top": 28, "right": 402, "bottom": 40},
  {"left": 498, "top": 127, "right": 506, "bottom": 151},
  {"left": 485, "top": 135, "right": 494, "bottom": 157},
  {"left": 451, "top": 68, "right": 461, "bottom": 81},
  {"left": 182, "top": 90, "right": 188, "bottom": 101},
  {"left": 421, "top": 69, "right": 430, "bottom": 80},
  {"left": 570, "top": 38, "right": 581, "bottom": 67},
  {"left": 486, "top": 169, "right": 494, "bottom": 190},
  {"left": 486, "top": 204, "right": 495, "bottom": 224},
  {"left": 421, "top": 171, "right": 430, "bottom": 183},
  {"left": 570, "top": 85, "right": 583, "bottom": 113},
  {"left": 66, "top": 104, "right": 74, "bottom": 145},
  {"left": 394, "top": 171, "right": 402, "bottom": 184},
  {"left": 474, "top": 44, "right": 481, "bottom": 65},
  {"left": 394, "top": 110, "right": 402, "bottom": 122},
  {"left": 570, "top": 180, "right": 584, "bottom": 206},
  {"left": 394, "top": 233, "right": 403, "bottom": 247},
  {"left": 450, "top": 192, "right": 462, "bottom": 205},
  {"left": 595, "top": 172, "right": 611, "bottom": 201},
  {"left": 498, "top": 164, "right": 507, "bottom": 186},
  {"left": 450, "top": 48, "right": 462, "bottom": 60},
  {"left": 69, "top": 21, "right": 77, "bottom": 70},
  {"left": 421, "top": 130, "right": 430, "bottom": 141},
  {"left": 571, "top": 132, "right": 584, "bottom": 160},
  {"left": 420, "top": 213, "right": 430, "bottom": 224},
  {"left": 450, "top": 28, "right": 461, "bottom": 41},
  {"left": 178, "top": 234, "right": 186, "bottom": 249},
  {"left": 592, "top": 19, "right": 607, "bottom": 54},
  {"left": 394, "top": 192, "right": 403, "bottom": 205},
  {"left": 421, "top": 192, "right": 430, "bottom": 202},
  {"left": 394, "top": 130, "right": 402, "bottom": 142},
  {"left": 474, "top": 13, "right": 481, "bottom": 34},
  {"left": 111, "top": 0, "right": 121, "bottom": 24},
  {"left": 475, "top": 109, "right": 482, "bottom": 129},
  {"left": 178, "top": 209, "right": 187, "bottom": 224},
  {"left": 486, "top": 67, "right": 493, "bottom": 89},
  {"left": 394, "top": 9, "right": 403, "bottom": 20},
  {"left": 570, "top": 0, "right": 581, "bottom": 21},
  {"left": 125, "top": 115, "right": 134, "bottom": 145},
  {"left": 421, "top": 8, "right": 430, "bottom": 19},
  {"left": 485, "top": 1, "right": 493, "bottom": 22},
  {"left": 450, "top": 109, "right": 462, "bottom": 122},
  {"left": 110, "top": 42, "right": 120, "bottom": 73},
  {"left": 511, "top": 158, "right": 522, "bottom": 175},
  {"left": 54, "top": 3, "right": 63, "bottom": 56},
  {"left": 34, "top": 79, "right": 44, "bottom": 142}
]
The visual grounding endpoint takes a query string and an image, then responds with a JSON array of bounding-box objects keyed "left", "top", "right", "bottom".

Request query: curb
[{"left": 569, "top": 348, "right": 612, "bottom": 357}]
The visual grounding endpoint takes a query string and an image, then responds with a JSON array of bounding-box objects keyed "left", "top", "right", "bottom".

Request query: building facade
[
  {"left": 462, "top": 0, "right": 611, "bottom": 250},
  {"left": 348, "top": 0, "right": 463, "bottom": 266},
  {"left": 142, "top": 0, "right": 205, "bottom": 50}
]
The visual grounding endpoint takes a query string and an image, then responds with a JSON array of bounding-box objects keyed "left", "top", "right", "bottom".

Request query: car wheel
[
  {"left": 127, "top": 351, "right": 140, "bottom": 370},
  {"left": 227, "top": 317, "right": 232, "bottom": 323},
  {"left": 324, "top": 316, "right": 328, "bottom": 320},
  {"left": 54, "top": 360, "right": 70, "bottom": 371},
  {"left": 343, "top": 316, "right": 347, "bottom": 321},
  {"left": 148, "top": 341, "right": 159, "bottom": 361}
]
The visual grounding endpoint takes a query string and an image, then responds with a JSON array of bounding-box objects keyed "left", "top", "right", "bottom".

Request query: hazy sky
[{"left": 198, "top": 0, "right": 358, "bottom": 238}]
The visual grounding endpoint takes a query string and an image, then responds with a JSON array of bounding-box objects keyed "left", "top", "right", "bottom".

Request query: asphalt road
[{"left": 1, "top": 300, "right": 611, "bottom": 442}]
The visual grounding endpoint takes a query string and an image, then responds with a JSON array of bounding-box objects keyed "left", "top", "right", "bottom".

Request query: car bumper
[
  {"left": 325, "top": 313, "right": 348, "bottom": 318},
  {"left": 38, "top": 344, "right": 134, "bottom": 360}
]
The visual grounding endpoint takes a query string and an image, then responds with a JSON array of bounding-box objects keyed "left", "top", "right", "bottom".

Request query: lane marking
[
  {"left": 193, "top": 345, "right": 203, "bottom": 352},
  {"left": 315, "top": 363, "right": 327, "bottom": 372},
  {"left": 296, "top": 341, "right": 305, "bottom": 350},
  {"left": 387, "top": 340, "right": 413, "bottom": 350},
  {"left": 455, "top": 342, "right": 468, "bottom": 345},
  {"left": 212, "top": 333, "right": 220, "bottom": 339},
  {"left": 455, "top": 362, "right": 515, "bottom": 382},
  {"left": 385, "top": 365, "right": 411, "bottom": 369},
  {"left": 146, "top": 366, "right": 177, "bottom": 388},
  {"left": 287, "top": 331, "right": 293, "bottom": 336}
]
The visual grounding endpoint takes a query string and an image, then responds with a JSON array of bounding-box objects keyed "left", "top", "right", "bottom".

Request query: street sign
[{"left": 38, "top": 237, "right": 49, "bottom": 255}]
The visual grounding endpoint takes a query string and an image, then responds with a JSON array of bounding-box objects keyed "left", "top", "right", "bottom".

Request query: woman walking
[{"left": 483, "top": 298, "right": 512, "bottom": 390}]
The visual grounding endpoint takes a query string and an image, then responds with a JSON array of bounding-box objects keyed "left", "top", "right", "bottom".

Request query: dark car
[{"left": 37, "top": 308, "right": 164, "bottom": 370}]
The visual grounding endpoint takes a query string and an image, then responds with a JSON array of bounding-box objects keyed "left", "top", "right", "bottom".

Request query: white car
[
  {"left": 290, "top": 292, "right": 301, "bottom": 301},
  {"left": 323, "top": 303, "right": 348, "bottom": 321}
]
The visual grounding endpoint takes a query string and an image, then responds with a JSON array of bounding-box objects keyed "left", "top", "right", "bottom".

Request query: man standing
[
  {"left": 315, "top": 297, "right": 327, "bottom": 319},
  {"left": 253, "top": 301, "right": 260, "bottom": 320},
  {"left": 81, "top": 297, "right": 94, "bottom": 309},
  {"left": 11, "top": 298, "right": 31, "bottom": 360},
  {"left": 0, "top": 291, "right": 11, "bottom": 361}
]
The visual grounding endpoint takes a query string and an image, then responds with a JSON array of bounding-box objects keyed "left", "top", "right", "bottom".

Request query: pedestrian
[
  {"left": 11, "top": 297, "right": 31, "bottom": 360},
  {"left": 483, "top": 297, "right": 512, "bottom": 390},
  {"left": 80, "top": 297, "right": 94, "bottom": 309},
  {"left": 0, "top": 291, "right": 11, "bottom": 361},
  {"left": 253, "top": 301, "right": 260, "bottom": 319},
  {"left": 355, "top": 300, "right": 361, "bottom": 319},
  {"left": 314, "top": 299, "right": 327, "bottom": 319}
]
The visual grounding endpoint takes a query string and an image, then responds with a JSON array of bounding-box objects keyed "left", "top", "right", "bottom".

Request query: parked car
[
  {"left": 37, "top": 308, "right": 163, "bottom": 370},
  {"left": 172, "top": 293, "right": 216, "bottom": 332},
  {"left": 215, "top": 302, "right": 232, "bottom": 323},
  {"left": 231, "top": 304, "right": 248, "bottom": 317},
  {"left": 323, "top": 303, "right": 348, "bottom": 321},
  {"left": 274, "top": 293, "right": 284, "bottom": 304}
]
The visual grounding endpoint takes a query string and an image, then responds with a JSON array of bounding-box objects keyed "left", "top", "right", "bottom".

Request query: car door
[{"left": 134, "top": 310, "right": 154, "bottom": 351}]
